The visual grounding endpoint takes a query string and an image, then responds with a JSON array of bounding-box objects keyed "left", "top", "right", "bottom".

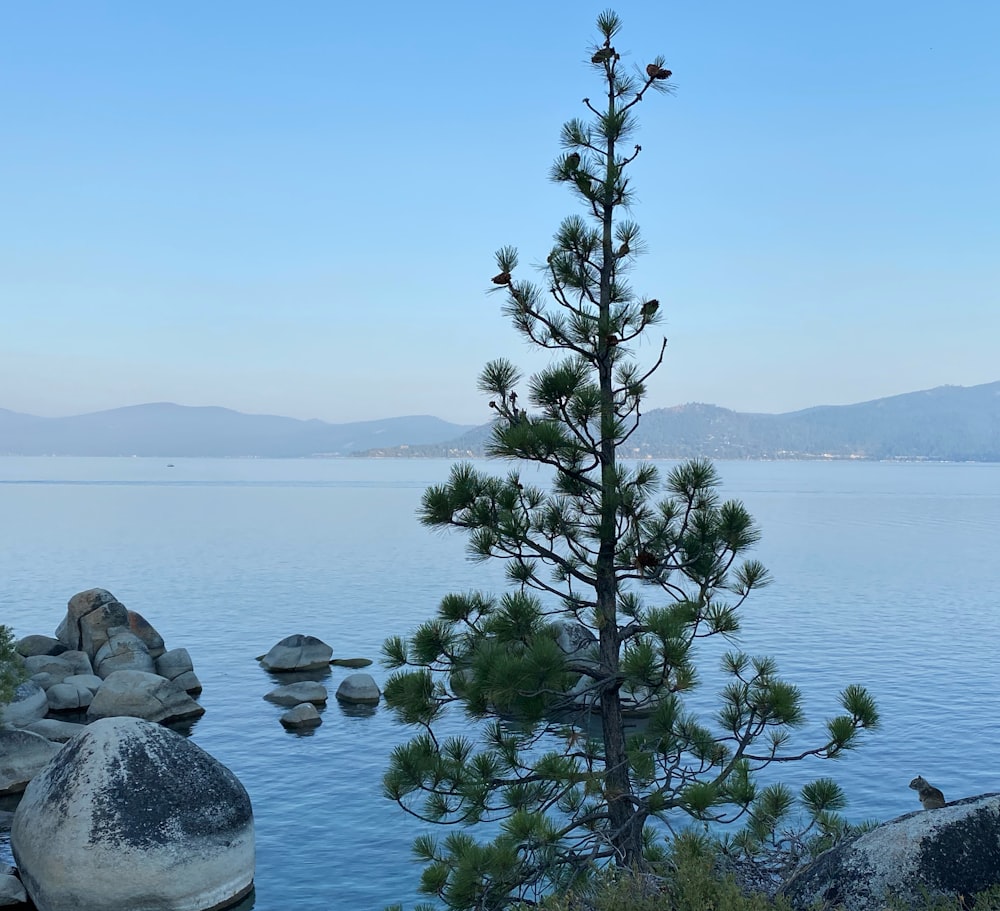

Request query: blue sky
[{"left": 2, "top": 2, "right": 997, "bottom": 425}]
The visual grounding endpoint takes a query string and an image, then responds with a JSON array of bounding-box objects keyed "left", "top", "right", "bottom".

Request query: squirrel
[{"left": 909, "top": 775, "right": 946, "bottom": 810}]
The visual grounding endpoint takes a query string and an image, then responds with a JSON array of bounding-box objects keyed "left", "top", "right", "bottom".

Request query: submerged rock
[
  {"left": 265, "top": 682, "right": 328, "bottom": 706},
  {"left": 11, "top": 716, "right": 254, "bottom": 911}
]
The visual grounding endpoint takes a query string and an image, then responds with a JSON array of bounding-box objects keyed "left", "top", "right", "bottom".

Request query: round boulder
[
  {"left": 280, "top": 703, "right": 322, "bottom": 729},
  {"left": 94, "top": 630, "right": 155, "bottom": 679},
  {"left": 11, "top": 716, "right": 254, "bottom": 911},
  {"left": 335, "top": 673, "right": 380, "bottom": 705},
  {"left": 15, "top": 635, "right": 66, "bottom": 658},
  {"left": 260, "top": 634, "right": 332, "bottom": 672}
]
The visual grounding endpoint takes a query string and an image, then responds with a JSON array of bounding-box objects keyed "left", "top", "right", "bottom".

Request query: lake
[{"left": 2, "top": 457, "right": 999, "bottom": 909}]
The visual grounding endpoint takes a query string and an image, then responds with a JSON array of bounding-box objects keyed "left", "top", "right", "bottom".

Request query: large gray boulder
[
  {"left": 0, "top": 680, "right": 48, "bottom": 728},
  {"left": 260, "top": 634, "right": 332, "bottom": 672},
  {"left": 780, "top": 793, "right": 1000, "bottom": 910},
  {"left": 94, "top": 630, "right": 155, "bottom": 678},
  {"left": 335, "top": 673, "right": 380, "bottom": 705},
  {"left": 0, "top": 730, "right": 62, "bottom": 796},
  {"left": 56, "top": 588, "right": 124, "bottom": 653},
  {"left": 11, "top": 716, "right": 254, "bottom": 911},
  {"left": 87, "top": 670, "right": 205, "bottom": 724}
]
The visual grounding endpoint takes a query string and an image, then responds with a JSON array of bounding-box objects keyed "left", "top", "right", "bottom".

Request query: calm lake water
[{"left": 2, "top": 457, "right": 999, "bottom": 909}]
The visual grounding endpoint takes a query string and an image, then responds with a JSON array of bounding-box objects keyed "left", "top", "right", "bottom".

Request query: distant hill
[
  {"left": 358, "top": 382, "right": 1000, "bottom": 462},
  {"left": 0, "top": 403, "right": 475, "bottom": 457}
]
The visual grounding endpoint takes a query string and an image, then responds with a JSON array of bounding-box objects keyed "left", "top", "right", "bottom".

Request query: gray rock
[
  {"left": 0, "top": 729, "right": 62, "bottom": 796},
  {"left": 0, "top": 873, "right": 27, "bottom": 905},
  {"left": 27, "top": 672, "right": 58, "bottom": 691},
  {"left": 94, "top": 630, "right": 155, "bottom": 678},
  {"left": 123, "top": 610, "right": 166, "bottom": 658},
  {"left": 260, "top": 634, "right": 333, "bottom": 672},
  {"left": 172, "top": 670, "right": 203, "bottom": 695},
  {"left": 58, "top": 650, "right": 94, "bottom": 676},
  {"left": 155, "top": 647, "right": 194, "bottom": 681},
  {"left": 63, "top": 673, "right": 103, "bottom": 693},
  {"left": 56, "top": 588, "right": 123, "bottom": 652},
  {"left": 14, "top": 635, "right": 66, "bottom": 658},
  {"left": 11, "top": 716, "right": 254, "bottom": 911},
  {"left": 0, "top": 681, "right": 48, "bottom": 728},
  {"left": 24, "top": 719, "right": 88, "bottom": 743},
  {"left": 280, "top": 703, "right": 322, "bottom": 729},
  {"left": 24, "top": 655, "right": 73, "bottom": 684},
  {"left": 780, "top": 792, "right": 1000, "bottom": 911},
  {"left": 264, "top": 682, "right": 328, "bottom": 706},
  {"left": 46, "top": 681, "right": 94, "bottom": 712},
  {"left": 79, "top": 600, "right": 130, "bottom": 659},
  {"left": 335, "top": 673, "right": 380, "bottom": 705},
  {"left": 87, "top": 670, "right": 205, "bottom": 724}
]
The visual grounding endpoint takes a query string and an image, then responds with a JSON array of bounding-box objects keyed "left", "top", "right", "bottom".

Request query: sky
[{"left": 1, "top": 2, "right": 997, "bottom": 426}]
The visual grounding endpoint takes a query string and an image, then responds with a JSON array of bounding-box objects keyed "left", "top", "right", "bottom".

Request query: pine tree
[
  {"left": 0, "top": 625, "right": 25, "bottom": 705},
  {"left": 383, "top": 12, "right": 878, "bottom": 910}
]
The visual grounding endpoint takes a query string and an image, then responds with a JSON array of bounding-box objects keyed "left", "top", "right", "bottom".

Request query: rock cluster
[
  {"left": 258, "top": 633, "right": 382, "bottom": 729},
  {"left": 5, "top": 588, "right": 204, "bottom": 734},
  {"left": 1, "top": 589, "right": 253, "bottom": 911}
]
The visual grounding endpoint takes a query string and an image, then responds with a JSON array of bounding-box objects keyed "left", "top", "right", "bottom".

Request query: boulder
[
  {"left": 173, "top": 671, "right": 203, "bottom": 695},
  {"left": 64, "top": 673, "right": 103, "bottom": 693},
  {"left": 124, "top": 610, "right": 166, "bottom": 658},
  {"left": 155, "top": 647, "right": 194, "bottom": 680},
  {"left": 0, "top": 873, "right": 27, "bottom": 905},
  {"left": 780, "top": 793, "right": 1000, "bottom": 911},
  {"left": 59, "top": 650, "right": 95, "bottom": 676},
  {"left": 26, "top": 672, "right": 58, "bottom": 692},
  {"left": 279, "top": 703, "right": 322, "bottom": 729},
  {"left": 264, "top": 682, "right": 328, "bottom": 707},
  {"left": 79, "top": 601, "right": 130, "bottom": 659},
  {"left": 87, "top": 670, "right": 205, "bottom": 725},
  {"left": 23, "top": 719, "right": 88, "bottom": 743},
  {"left": 46, "top": 681, "right": 94, "bottom": 712},
  {"left": 0, "top": 681, "right": 48, "bottom": 728},
  {"left": 260, "top": 634, "right": 332, "bottom": 672},
  {"left": 24, "top": 654, "right": 74, "bottom": 684},
  {"left": 14, "top": 635, "right": 65, "bottom": 658},
  {"left": 0, "top": 729, "right": 62, "bottom": 796},
  {"left": 94, "top": 630, "right": 155, "bottom": 678},
  {"left": 11, "top": 716, "right": 254, "bottom": 911},
  {"left": 154, "top": 650, "right": 202, "bottom": 694},
  {"left": 335, "top": 673, "right": 380, "bottom": 705},
  {"left": 56, "top": 588, "right": 124, "bottom": 652}
]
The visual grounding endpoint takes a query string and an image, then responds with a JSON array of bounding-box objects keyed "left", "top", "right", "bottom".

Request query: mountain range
[{"left": 2, "top": 382, "right": 999, "bottom": 460}]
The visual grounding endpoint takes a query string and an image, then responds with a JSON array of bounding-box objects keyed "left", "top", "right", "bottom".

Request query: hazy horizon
[{"left": 3, "top": 3, "right": 997, "bottom": 426}]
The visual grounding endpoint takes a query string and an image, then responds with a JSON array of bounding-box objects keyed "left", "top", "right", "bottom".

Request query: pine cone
[
  {"left": 617, "top": 241, "right": 630, "bottom": 257},
  {"left": 492, "top": 271, "right": 512, "bottom": 285},
  {"left": 592, "top": 47, "right": 615, "bottom": 63},
  {"left": 566, "top": 152, "right": 581, "bottom": 170},
  {"left": 635, "top": 550, "right": 658, "bottom": 570},
  {"left": 646, "top": 64, "right": 672, "bottom": 80},
  {"left": 642, "top": 299, "right": 660, "bottom": 317}
]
